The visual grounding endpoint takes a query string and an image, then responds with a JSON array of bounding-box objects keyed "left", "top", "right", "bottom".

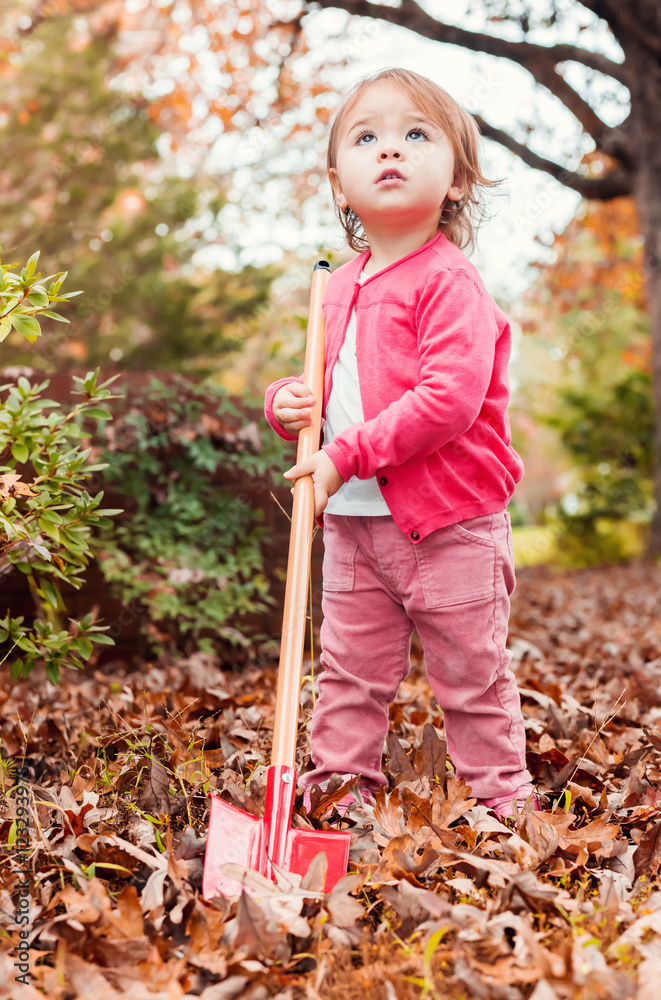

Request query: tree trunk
[{"left": 626, "top": 27, "right": 661, "bottom": 556}]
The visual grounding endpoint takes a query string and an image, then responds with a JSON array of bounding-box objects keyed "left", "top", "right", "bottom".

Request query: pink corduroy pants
[{"left": 301, "top": 510, "right": 534, "bottom": 804}]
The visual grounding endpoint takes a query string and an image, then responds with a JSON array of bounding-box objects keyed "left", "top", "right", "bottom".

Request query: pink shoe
[
  {"left": 481, "top": 788, "right": 542, "bottom": 820},
  {"left": 302, "top": 773, "right": 376, "bottom": 818}
]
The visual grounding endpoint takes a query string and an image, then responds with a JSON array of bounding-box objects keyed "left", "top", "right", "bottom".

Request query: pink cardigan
[{"left": 264, "top": 230, "right": 524, "bottom": 544}]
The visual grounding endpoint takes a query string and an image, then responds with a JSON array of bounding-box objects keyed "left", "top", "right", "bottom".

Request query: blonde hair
[{"left": 327, "top": 67, "right": 504, "bottom": 255}]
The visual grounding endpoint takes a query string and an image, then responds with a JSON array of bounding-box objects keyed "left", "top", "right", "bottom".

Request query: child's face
[{"left": 329, "top": 80, "right": 466, "bottom": 238}]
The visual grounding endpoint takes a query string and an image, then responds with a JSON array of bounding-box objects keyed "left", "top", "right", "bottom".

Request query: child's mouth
[{"left": 376, "top": 175, "right": 405, "bottom": 186}]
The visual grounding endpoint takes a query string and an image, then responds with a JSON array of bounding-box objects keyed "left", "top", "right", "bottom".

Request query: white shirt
[{"left": 323, "top": 269, "right": 391, "bottom": 516}]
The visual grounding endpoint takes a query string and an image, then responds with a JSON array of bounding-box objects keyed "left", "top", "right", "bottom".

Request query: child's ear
[
  {"left": 328, "top": 167, "right": 347, "bottom": 212},
  {"left": 447, "top": 171, "right": 467, "bottom": 202}
]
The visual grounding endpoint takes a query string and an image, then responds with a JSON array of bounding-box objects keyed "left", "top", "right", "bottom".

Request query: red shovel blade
[{"left": 202, "top": 765, "right": 351, "bottom": 900}]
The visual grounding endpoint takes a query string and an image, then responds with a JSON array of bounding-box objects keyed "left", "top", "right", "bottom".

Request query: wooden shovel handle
[{"left": 271, "top": 260, "right": 331, "bottom": 769}]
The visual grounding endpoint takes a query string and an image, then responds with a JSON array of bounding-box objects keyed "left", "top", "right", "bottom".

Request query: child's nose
[{"left": 378, "top": 149, "right": 403, "bottom": 166}]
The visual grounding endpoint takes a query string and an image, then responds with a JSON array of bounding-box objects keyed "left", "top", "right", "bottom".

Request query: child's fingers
[
  {"left": 282, "top": 410, "right": 314, "bottom": 434},
  {"left": 286, "top": 385, "right": 315, "bottom": 406},
  {"left": 290, "top": 382, "right": 314, "bottom": 399},
  {"left": 275, "top": 401, "right": 312, "bottom": 423}
]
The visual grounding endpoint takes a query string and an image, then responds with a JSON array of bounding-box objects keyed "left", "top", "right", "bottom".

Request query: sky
[{"left": 203, "top": 0, "right": 629, "bottom": 309}]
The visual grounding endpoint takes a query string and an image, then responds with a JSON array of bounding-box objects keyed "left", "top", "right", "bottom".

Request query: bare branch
[
  {"left": 309, "top": 0, "right": 629, "bottom": 86},
  {"left": 601, "top": 0, "right": 661, "bottom": 55},
  {"left": 306, "top": 0, "right": 634, "bottom": 172},
  {"left": 473, "top": 114, "right": 634, "bottom": 198},
  {"left": 576, "top": 0, "right": 617, "bottom": 19},
  {"left": 575, "top": 0, "right": 655, "bottom": 56},
  {"left": 521, "top": 56, "right": 613, "bottom": 141},
  {"left": 596, "top": 114, "right": 637, "bottom": 172}
]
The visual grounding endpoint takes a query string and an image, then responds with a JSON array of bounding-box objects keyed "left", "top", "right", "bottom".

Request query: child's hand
[
  {"left": 273, "top": 383, "right": 326, "bottom": 436},
  {"left": 283, "top": 449, "right": 344, "bottom": 518}
]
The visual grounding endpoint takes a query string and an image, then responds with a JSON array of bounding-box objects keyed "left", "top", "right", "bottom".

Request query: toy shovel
[{"left": 202, "top": 260, "right": 351, "bottom": 899}]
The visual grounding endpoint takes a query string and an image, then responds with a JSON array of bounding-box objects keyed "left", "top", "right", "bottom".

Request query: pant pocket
[
  {"left": 450, "top": 512, "right": 498, "bottom": 547},
  {"left": 322, "top": 515, "right": 358, "bottom": 592},
  {"left": 413, "top": 514, "right": 496, "bottom": 609}
]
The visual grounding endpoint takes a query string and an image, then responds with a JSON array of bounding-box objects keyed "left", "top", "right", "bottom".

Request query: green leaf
[
  {"left": 47, "top": 282, "right": 62, "bottom": 295},
  {"left": 10, "top": 314, "right": 41, "bottom": 339},
  {"left": 16, "top": 637, "right": 39, "bottom": 654},
  {"left": 10, "top": 658, "right": 25, "bottom": 680},
  {"left": 40, "top": 271, "right": 65, "bottom": 287},
  {"left": 0, "top": 317, "right": 11, "bottom": 342},
  {"left": 38, "top": 509, "right": 63, "bottom": 525},
  {"left": 45, "top": 662, "right": 61, "bottom": 685},
  {"left": 11, "top": 442, "right": 29, "bottom": 463},
  {"left": 38, "top": 517, "right": 60, "bottom": 543},
  {"left": 424, "top": 926, "right": 448, "bottom": 967},
  {"left": 40, "top": 578, "right": 61, "bottom": 609},
  {"left": 25, "top": 251, "right": 40, "bottom": 280},
  {"left": 89, "top": 633, "right": 115, "bottom": 646},
  {"left": 0, "top": 515, "right": 16, "bottom": 538},
  {"left": 72, "top": 637, "right": 94, "bottom": 659},
  {"left": 38, "top": 309, "right": 70, "bottom": 323},
  {"left": 27, "top": 290, "right": 49, "bottom": 308},
  {"left": 2, "top": 295, "right": 22, "bottom": 314},
  {"left": 84, "top": 407, "right": 112, "bottom": 420}
]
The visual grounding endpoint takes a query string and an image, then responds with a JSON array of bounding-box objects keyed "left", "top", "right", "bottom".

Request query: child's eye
[{"left": 355, "top": 128, "right": 429, "bottom": 145}]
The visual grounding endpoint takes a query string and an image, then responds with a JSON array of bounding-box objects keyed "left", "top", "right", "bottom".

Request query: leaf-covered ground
[{"left": 2, "top": 559, "right": 661, "bottom": 999}]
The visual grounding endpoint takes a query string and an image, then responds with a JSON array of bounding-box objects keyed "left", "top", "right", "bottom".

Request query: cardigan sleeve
[
  {"left": 321, "top": 269, "right": 500, "bottom": 481},
  {"left": 263, "top": 375, "right": 305, "bottom": 442}
]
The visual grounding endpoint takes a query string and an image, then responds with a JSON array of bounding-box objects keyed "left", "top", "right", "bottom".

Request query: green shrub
[
  {"left": 1, "top": 251, "right": 121, "bottom": 683},
  {"left": 544, "top": 369, "right": 654, "bottom": 565},
  {"left": 95, "top": 375, "right": 290, "bottom": 660}
]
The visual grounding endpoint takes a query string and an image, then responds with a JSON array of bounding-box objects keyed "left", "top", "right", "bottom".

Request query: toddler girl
[{"left": 263, "top": 67, "right": 538, "bottom": 820}]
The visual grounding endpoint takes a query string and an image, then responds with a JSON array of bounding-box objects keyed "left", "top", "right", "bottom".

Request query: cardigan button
[
  {"left": 379, "top": 476, "right": 388, "bottom": 486},
  {"left": 410, "top": 530, "right": 420, "bottom": 541}
]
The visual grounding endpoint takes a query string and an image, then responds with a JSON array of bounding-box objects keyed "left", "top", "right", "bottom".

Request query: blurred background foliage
[
  {"left": 512, "top": 188, "right": 653, "bottom": 566},
  {"left": 0, "top": 10, "right": 280, "bottom": 375}
]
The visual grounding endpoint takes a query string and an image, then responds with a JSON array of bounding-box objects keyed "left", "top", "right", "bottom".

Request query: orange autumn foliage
[
  {"left": 528, "top": 153, "right": 647, "bottom": 316},
  {"left": 4, "top": 0, "right": 340, "bottom": 158},
  {"left": 107, "top": 0, "right": 341, "bottom": 154},
  {"left": 521, "top": 151, "right": 651, "bottom": 372}
]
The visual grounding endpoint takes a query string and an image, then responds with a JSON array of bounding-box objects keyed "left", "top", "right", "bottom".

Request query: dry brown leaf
[
  {"left": 633, "top": 819, "right": 661, "bottom": 879},
  {"left": 136, "top": 756, "right": 172, "bottom": 816},
  {"left": 414, "top": 723, "right": 447, "bottom": 788},
  {"left": 0, "top": 472, "right": 38, "bottom": 497},
  {"left": 230, "top": 891, "right": 289, "bottom": 961},
  {"left": 326, "top": 873, "right": 366, "bottom": 929},
  {"left": 62, "top": 952, "right": 121, "bottom": 999},
  {"left": 386, "top": 731, "right": 417, "bottom": 782},
  {"left": 431, "top": 776, "right": 477, "bottom": 829},
  {"left": 307, "top": 773, "right": 360, "bottom": 820},
  {"left": 373, "top": 786, "right": 405, "bottom": 840}
]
